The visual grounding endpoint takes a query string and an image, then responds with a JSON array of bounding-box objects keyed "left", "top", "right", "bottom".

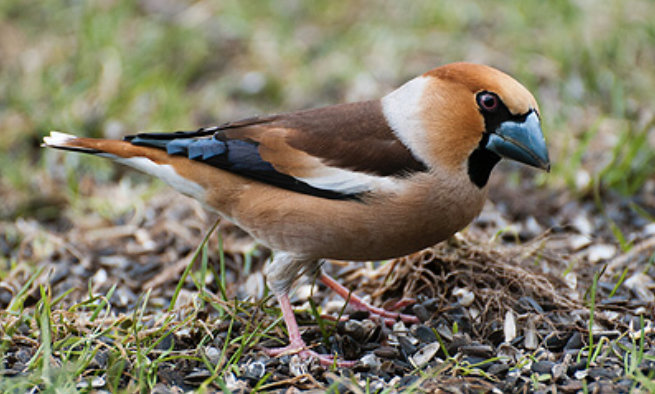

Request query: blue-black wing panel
[{"left": 125, "top": 129, "right": 360, "bottom": 200}]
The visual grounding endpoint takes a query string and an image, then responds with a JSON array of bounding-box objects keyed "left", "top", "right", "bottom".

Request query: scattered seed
[{"left": 409, "top": 342, "right": 440, "bottom": 368}]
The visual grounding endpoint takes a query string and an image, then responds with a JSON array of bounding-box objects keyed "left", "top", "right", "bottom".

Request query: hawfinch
[{"left": 43, "top": 62, "right": 549, "bottom": 366}]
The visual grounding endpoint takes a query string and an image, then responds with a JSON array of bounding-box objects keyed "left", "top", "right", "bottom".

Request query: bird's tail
[
  {"left": 42, "top": 131, "right": 105, "bottom": 154},
  {"left": 42, "top": 131, "right": 156, "bottom": 158},
  {"left": 42, "top": 131, "right": 208, "bottom": 200}
]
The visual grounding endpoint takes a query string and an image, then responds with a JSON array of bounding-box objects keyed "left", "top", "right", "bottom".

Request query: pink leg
[
  {"left": 320, "top": 272, "right": 420, "bottom": 324},
  {"left": 263, "top": 292, "right": 356, "bottom": 367}
]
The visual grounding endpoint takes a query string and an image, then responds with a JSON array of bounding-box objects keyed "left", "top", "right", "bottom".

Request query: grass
[
  {"left": 2, "top": 0, "right": 655, "bottom": 391},
  {"left": 2, "top": 1, "right": 655, "bottom": 205},
  {"left": 2, "top": 209, "right": 653, "bottom": 391},
  {"left": 0, "top": 273, "right": 280, "bottom": 392}
]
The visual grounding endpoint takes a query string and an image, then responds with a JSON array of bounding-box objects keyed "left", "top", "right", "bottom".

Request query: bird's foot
[
  {"left": 350, "top": 297, "right": 419, "bottom": 324},
  {"left": 320, "top": 273, "right": 420, "bottom": 325},
  {"left": 262, "top": 339, "right": 356, "bottom": 367}
]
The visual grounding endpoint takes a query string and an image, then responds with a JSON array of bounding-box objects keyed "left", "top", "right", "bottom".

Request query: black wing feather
[{"left": 125, "top": 128, "right": 360, "bottom": 200}]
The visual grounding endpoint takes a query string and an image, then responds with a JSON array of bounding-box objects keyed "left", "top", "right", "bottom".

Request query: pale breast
[{"left": 231, "top": 170, "right": 488, "bottom": 261}]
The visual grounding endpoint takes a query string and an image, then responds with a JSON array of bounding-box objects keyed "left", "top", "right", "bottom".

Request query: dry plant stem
[
  {"left": 264, "top": 293, "right": 356, "bottom": 367},
  {"left": 320, "top": 272, "right": 420, "bottom": 324}
]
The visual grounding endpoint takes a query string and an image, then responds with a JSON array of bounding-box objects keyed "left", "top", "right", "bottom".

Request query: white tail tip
[{"left": 42, "top": 131, "right": 77, "bottom": 147}]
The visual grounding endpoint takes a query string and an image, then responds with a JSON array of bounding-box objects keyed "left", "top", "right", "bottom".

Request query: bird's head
[{"left": 382, "top": 62, "right": 550, "bottom": 188}]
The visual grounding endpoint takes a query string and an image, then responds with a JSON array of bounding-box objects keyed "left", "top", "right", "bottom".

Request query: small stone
[
  {"left": 558, "top": 379, "right": 584, "bottom": 393},
  {"left": 421, "top": 298, "right": 440, "bottom": 312},
  {"left": 575, "top": 169, "right": 591, "bottom": 190},
  {"left": 374, "top": 346, "right": 399, "bottom": 359},
  {"left": 564, "top": 272, "right": 577, "bottom": 291},
  {"left": 91, "top": 376, "right": 106, "bottom": 388},
  {"left": 569, "top": 234, "right": 592, "bottom": 251},
  {"left": 460, "top": 344, "right": 493, "bottom": 358},
  {"left": 488, "top": 363, "right": 509, "bottom": 376},
  {"left": 292, "top": 284, "right": 314, "bottom": 303},
  {"left": 523, "top": 216, "right": 542, "bottom": 238},
  {"left": 49, "top": 266, "right": 70, "bottom": 285},
  {"left": 184, "top": 369, "right": 212, "bottom": 385},
  {"left": 359, "top": 353, "right": 381, "bottom": 369},
  {"left": 156, "top": 334, "right": 174, "bottom": 351},
  {"left": 586, "top": 381, "right": 617, "bottom": 394},
  {"left": 240, "top": 71, "right": 267, "bottom": 94},
  {"left": 151, "top": 383, "right": 178, "bottom": 394},
  {"left": 462, "top": 356, "right": 493, "bottom": 371},
  {"left": 412, "top": 304, "right": 431, "bottom": 322},
  {"left": 392, "top": 320, "right": 409, "bottom": 334},
  {"left": 600, "top": 295, "right": 629, "bottom": 306},
  {"left": 567, "top": 359, "right": 587, "bottom": 376},
  {"left": 573, "top": 369, "right": 588, "bottom": 380},
  {"left": 89, "top": 349, "right": 109, "bottom": 369},
  {"left": 76, "top": 381, "right": 90, "bottom": 390},
  {"left": 242, "top": 361, "right": 266, "bottom": 381},
  {"left": 399, "top": 375, "right": 419, "bottom": 388},
  {"left": 446, "top": 333, "right": 472, "bottom": 355},
  {"left": 644, "top": 223, "right": 655, "bottom": 235},
  {"left": 398, "top": 336, "right": 417, "bottom": 356},
  {"left": 224, "top": 371, "right": 245, "bottom": 391},
  {"left": 572, "top": 214, "right": 593, "bottom": 235},
  {"left": 588, "top": 367, "right": 618, "bottom": 380},
  {"left": 349, "top": 310, "right": 370, "bottom": 320},
  {"left": 205, "top": 347, "right": 220, "bottom": 365},
  {"left": 545, "top": 332, "right": 569, "bottom": 351},
  {"left": 587, "top": 244, "right": 616, "bottom": 263},
  {"left": 435, "top": 321, "right": 453, "bottom": 342},
  {"left": 532, "top": 360, "right": 556, "bottom": 374},
  {"left": 243, "top": 271, "right": 266, "bottom": 300},
  {"left": 415, "top": 325, "right": 437, "bottom": 343},
  {"left": 475, "top": 209, "right": 508, "bottom": 228},
  {"left": 342, "top": 320, "right": 365, "bottom": 341},
  {"left": 15, "top": 348, "right": 32, "bottom": 364},
  {"left": 564, "top": 332, "right": 583, "bottom": 351},
  {"left": 625, "top": 273, "right": 655, "bottom": 303},
  {"left": 341, "top": 334, "right": 361, "bottom": 360},
  {"left": 93, "top": 269, "right": 109, "bottom": 286},
  {"left": 638, "top": 358, "right": 655, "bottom": 374},
  {"left": 552, "top": 361, "right": 567, "bottom": 381},
  {"left": 617, "top": 378, "right": 635, "bottom": 389}
]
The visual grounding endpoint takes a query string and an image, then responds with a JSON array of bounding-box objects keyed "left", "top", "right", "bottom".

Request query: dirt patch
[{"left": 1, "top": 177, "right": 654, "bottom": 392}]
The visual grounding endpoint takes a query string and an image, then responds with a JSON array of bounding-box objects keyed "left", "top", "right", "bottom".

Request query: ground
[{"left": 1, "top": 1, "right": 655, "bottom": 392}]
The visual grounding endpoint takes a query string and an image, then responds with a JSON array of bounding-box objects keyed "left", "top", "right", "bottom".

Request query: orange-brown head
[{"left": 382, "top": 62, "right": 549, "bottom": 188}]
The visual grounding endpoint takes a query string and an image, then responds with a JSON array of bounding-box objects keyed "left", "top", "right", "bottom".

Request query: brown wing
[
  {"left": 221, "top": 100, "right": 427, "bottom": 177},
  {"left": 125, "top": 100, "right": 427, "bottom": 198}
]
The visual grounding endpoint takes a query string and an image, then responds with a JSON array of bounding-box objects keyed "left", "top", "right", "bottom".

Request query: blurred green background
[{"left": 1, "top": 0, "right": 654, "bottom": 221}]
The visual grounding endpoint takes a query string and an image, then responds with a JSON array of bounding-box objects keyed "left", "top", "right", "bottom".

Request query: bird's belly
[
  {"left": 228, "top": 172, "right": 488, "bottom": 262},
  {"left": 245, "top": 199, "right": 482, "bottom": 261}
]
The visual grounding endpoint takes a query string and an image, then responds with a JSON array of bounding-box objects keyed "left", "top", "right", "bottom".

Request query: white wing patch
[
  {"left": 295, "top": 162, "right": 403, "bottom": 195},
  {"left": 104, "top": 155, "right": 206, "bottom": 201}
]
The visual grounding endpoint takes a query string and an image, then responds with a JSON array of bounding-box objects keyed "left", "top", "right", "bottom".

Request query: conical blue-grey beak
[{"left": 486, "top": 111, "right": 550, "bottom": 171}]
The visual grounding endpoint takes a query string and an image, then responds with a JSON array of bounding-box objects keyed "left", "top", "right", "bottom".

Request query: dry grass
[{"left": 2, "top": 0, "right": 655, "bottom": 391}]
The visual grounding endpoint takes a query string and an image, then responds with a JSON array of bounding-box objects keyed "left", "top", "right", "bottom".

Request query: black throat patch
[{"left": 467, "top": 145, "right": 501, "bottom": 188}]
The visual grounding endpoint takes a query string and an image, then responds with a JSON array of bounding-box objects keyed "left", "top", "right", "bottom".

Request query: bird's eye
[{"left": 477, "top": 92, "right": 499, "bottom": 112}]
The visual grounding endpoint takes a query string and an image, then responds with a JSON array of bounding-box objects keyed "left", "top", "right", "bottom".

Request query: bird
[{"left": 43, "top": 62, "right": 549, "bottom": 366}]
